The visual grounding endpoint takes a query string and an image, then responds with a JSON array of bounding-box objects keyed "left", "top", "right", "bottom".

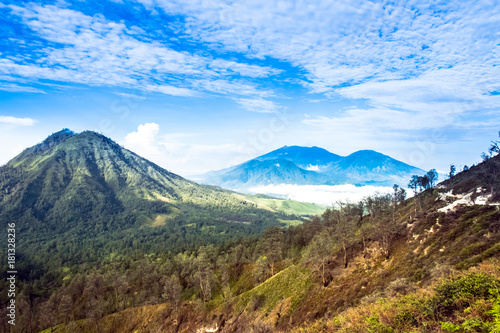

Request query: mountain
[
  {"left": 200, "top": 145, "right": 425, "bottom": 190},
  {"left": 0, "top": 130, "right": 321, "bottom": 267},
  {"left": 256, "top": 145, "right": 342, "bottom": 170},
  {"left": 326, "top": 149, "right": 425, "bottom": 185},
  {"left": 35, "top": 150, "right": 500, "bottom": 333}
]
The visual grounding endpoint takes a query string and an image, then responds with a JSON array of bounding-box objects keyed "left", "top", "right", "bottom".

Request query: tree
[
  {"left": 481, "top": 152, "right": 491, "bottom": 162},
  {"left": 19, "top": 296, "right": 33, "bottom": 333},
  {"left": 39, "top": 294, "right": 57, "bottom": 332},
  {"left": 217, "top": 256, "right": 232, "bottom": 299},
  {"left": 408, "top": 175, "right": 422, "bottom": 213},
  {"left": 488, "top": 131, "right": 500, "bottom": 155},
  {"left": 418, "top": 175, "right": 430, "bottom": 190},
  {"left": 58, "top": 294, "right": 72, "bottom": 325},
  {"left": 83, "top": 273, "right": 105, "bottom": 333},
  {"left": 254, "top": 256, "right": 269, "bottom": 284},
  {"left": 162, "top": 274, "right": 182, "bottom": 315},
  {"left": 255, "top": 227, "right": 284, "bottom": 276},
  {"left": 302, "top": 231, "right": 333, "bottom": 286},
  {"left": 194, "top": 247, "right": 214, "bottom": 302},
  {"left": 365, "top": 193, "right": 394, "bottom": 259},
  {"left": 86, "top": 297, "right": 104, "bottom": 333},
  {"left": 426, "top": 169, "right": 438, "bottom": 188},
  {"left": 408, "top": 175, "right": 419, "bottom": 196},
  {"left": 449, "top": 164, "right": 456, "bottom": 178},
  {"left": 323, "top": 202, "right": 358, "bottom": 268},
  {"left": 110, "top": 274, "right": 128, "bottom": 312},
  {"left": 392, "top": 184, "right": 406, "bottom": 208}
]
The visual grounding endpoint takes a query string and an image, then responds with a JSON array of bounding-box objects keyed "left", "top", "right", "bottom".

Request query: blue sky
[{"left": 0, "top": 0, "right": 499, "bottom": 176}]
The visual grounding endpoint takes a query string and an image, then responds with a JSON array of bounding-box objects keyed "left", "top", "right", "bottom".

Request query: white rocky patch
[{"left": 437, "top": 187, "right": 496, "bottom": 213}]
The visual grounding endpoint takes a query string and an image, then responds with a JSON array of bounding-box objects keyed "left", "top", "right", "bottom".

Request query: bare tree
[
  {"left": 111, "top": 275, "right": 128, "bottom": 312},
  {"left": 195, "top": 247, "right": 214, "bottom": 302},
  {"left": 86, "top": 297, "right": 104, "bottom": 333},
  {"left": 323, "top": 202, "right": 359, "bottom": 268},
  {"left": 83, "top": 273, "right": 105, "bottom": 333},
  {"left": 302, "top": 230, "right": 333, "bottom": 286},
  {"left": 162, "top": 274, "right": 183, "bottom": 316},
  {"left": 58, "top": 294, "right": 72, "bottom": 325},
  {"left": 39, "top": 293, "right": 57, "bottom": 332}
]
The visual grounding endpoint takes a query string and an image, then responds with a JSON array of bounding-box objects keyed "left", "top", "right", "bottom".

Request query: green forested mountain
[{"left": 0, "top": 129, "right": 319, "bottom": 269}]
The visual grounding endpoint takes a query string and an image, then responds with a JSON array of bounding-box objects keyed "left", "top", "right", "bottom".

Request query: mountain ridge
[{"left": 200, "top": 145, "right": 425, "bottom": 190}]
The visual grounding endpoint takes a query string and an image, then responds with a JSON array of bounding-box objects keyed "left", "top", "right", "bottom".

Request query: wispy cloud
[
  {"left": 0, "top": 82, "right": 45, "bottom": 93},
  {"left": 138, "top": 0, "right": 499, "bottom": 118},
  {"left": 2, "top": 3, "right": 279, "bottom": 97},
  {"left": 0, "top": 116, "right": 37, "bottom": 126},
  {"left": 235, "top": 98, "right": 282, "bottom": 113}
]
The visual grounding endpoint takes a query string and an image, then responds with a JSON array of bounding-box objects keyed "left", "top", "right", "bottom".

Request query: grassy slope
[{"left": 235, "top": 193, "right": 326, "bottom": 217}]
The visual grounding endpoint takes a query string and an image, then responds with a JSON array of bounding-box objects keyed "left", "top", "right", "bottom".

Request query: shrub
[{"left": 433, "top": 273, "right": 500, "bottom": 317}]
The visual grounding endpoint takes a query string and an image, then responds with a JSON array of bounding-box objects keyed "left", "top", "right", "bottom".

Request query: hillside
[
  {"left": 200, "top": 146, "right": 425, "bottom": 191},
  {"left": 34, "top": 152, "right": 500, "bottom": 333}
]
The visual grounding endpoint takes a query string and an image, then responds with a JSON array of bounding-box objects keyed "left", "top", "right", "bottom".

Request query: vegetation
[{"left": 1, "top": 130, "right": 500, "bottom": 332}]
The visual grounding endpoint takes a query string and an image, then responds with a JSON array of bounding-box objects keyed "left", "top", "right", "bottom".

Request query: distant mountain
[
  {"left": 200, "top": 146, "right": 425, "bottom": 190},
  {"left": 0, "top": 130, "right": 321, "bottom": 266},
  {"left": 256, "top": 145, "right": 342, "bottom": 170}
]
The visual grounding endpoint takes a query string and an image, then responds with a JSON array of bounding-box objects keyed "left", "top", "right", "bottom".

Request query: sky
[{"left": 0, "top": 0, "right": 499, "bottom": 177}]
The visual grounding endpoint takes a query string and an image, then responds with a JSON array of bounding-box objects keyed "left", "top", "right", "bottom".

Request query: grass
[
  {"left": 241, "top": 194, "right": 326, "bottom": 216},
  {"left": 279, "top": 219, "right": 304, "bottom": 227},
  {"left": 292, "top": 265, "right": 500, "bottom": 333},
  {"left": 236, "top": 264, "right": 313, "bottom": 315}
]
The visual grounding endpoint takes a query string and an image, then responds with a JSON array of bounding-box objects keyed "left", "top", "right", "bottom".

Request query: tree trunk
[
  {"left": 322, "top": 261, "right": 325, "bottom": 286},
  {"left": 343, "top": 241, "right": 348, "bottom": 268},
  {"left": 383, "top": 235, "right": 390, "bottom": 259},
  {"left": 362, "top": 236, "right": 367, "bottom": 258},
  {"left": 270, "top": 261, "right": 275, "bottom": 276}
]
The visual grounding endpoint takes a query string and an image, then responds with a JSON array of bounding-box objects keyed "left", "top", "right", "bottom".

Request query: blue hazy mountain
[
  {"left": 200, "top": 146, "right": 425, "bottom": 190},
  {"left": 256, "top": 145, "right": 342, "bottom": 170}
]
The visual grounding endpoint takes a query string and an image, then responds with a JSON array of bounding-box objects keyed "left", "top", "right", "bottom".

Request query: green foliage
[
  {"left": 238, "top": 265, "right": 312, "bottom": 315},
  {"left": 489, "top": 292, "right": 500, "bottom": 333},
  {"left": 433, "top": 274, "right": 500, "bottom": 314},
  {"left": 441, "top": 318, "right": 492, "bottom": 332},
  {"left": 243, "top": 194, "right": 326, "bottom": 216},
  {"left": 367, "top": 316, "right": 394, "bottom": 333}
]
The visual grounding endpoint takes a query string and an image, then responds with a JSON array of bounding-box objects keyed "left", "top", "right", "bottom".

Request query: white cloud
[
  {"left": 124, "top": 123, "right": 249, "bottom": 175},
  {"left": 2, "top": 4, "right": 279, "bottom": 97},
  {"left": 0, "top": 82, "right": 45, "bottom": 93},
  {"left": 138, "top": 0, "right": 499, "bottom": 120},
  {"left": 192, "top": 79, "right": 271, "bottom": 97},
  {"left": 0, "top": 116, "right": 37, "bottom": 126},
  {"left": 247, "top": 184, "right": 393, "bottom": 206},
  {"left": 235, "top": 98, "right": 282, "bottom": 113},
  {"left": 144, "top": 85, "right": 196, "bottom": 97}
]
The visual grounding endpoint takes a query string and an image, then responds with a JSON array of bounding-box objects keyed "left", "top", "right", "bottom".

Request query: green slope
[{"left": 238, "top": 193, "right": 326, "bottom": 216}]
